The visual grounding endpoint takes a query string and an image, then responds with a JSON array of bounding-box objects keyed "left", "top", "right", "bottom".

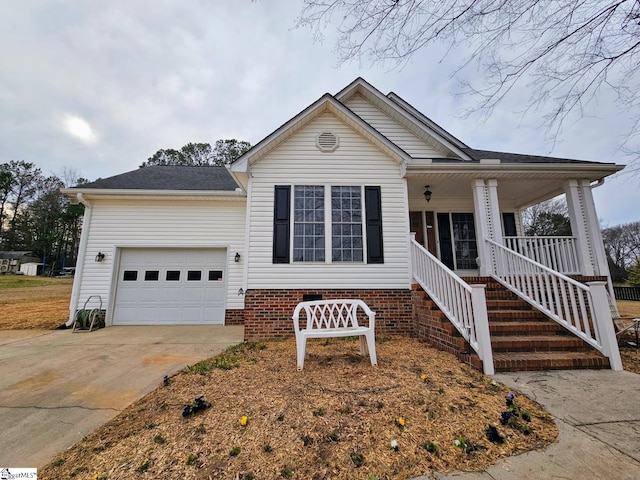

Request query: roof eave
[
  {"left": 405, "top": 162, "right": 624, "bottom": 177},
  {"left": 61, "top": 188, "right": 246, "bottom": 201}
]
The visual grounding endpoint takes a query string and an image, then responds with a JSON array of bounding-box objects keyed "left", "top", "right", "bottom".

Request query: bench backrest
[{"left": 293, "top": 299, "right": 375, "bottom": 332}]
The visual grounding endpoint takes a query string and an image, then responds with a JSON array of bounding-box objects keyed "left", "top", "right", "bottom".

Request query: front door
[
  {"left": 410, "top": 211, "right": 438, "bottom": 256},
  {"left": 437, "top": 213, "right": 478, "bottom": 271}
]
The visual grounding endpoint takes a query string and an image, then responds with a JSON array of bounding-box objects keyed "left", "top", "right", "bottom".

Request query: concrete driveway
[{"left": 0, "top": 325, "right": 243, "bottom": 468}]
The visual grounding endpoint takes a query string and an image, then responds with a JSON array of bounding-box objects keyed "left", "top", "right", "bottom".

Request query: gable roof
[
  {"left": 70, "top": 165, "right": 240, "bottom": 191},
  {"left": 386, "top": 91, "right": 469, "bottom": 150},
  {"left": 231, "top": 93, "right": 412, "bottom": 173},
  {"left": 335, "top": 77, "right": 473, "bottom": 160}
]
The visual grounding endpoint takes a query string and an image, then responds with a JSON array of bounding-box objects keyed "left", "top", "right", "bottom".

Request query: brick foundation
[
  {"left": 411, "top": 284, "right": 482, "bottom": 370},
  {"left": 243, "top": 289, "right": 413, "bottom": 342},
  {"left": 224, "top": 309, "right": 245, "bottom": 325}
]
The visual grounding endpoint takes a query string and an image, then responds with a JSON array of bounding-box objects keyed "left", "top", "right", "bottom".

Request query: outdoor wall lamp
[
  {"left": 95, "top": 252, "right": 106, "bottom": 263},
  {"left": 234, "top": 252, "right": 241, "bottom": 263},
  {"left": 423, "top": 185, "right": 432, "bottom": 203},
  {"left": 238, "top": 287, "right": 245, "bottom": 296}
]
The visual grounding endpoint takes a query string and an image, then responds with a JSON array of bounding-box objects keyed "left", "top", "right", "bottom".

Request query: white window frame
[{"left": 291, "top": 184, "right": 368, "bottom": 264}]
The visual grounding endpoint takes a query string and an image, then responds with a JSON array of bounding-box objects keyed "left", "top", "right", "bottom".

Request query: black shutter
[
  {"left": 272, "top": 185, "right": 291, "bottom": 263},
  {"left": 502, "top": 212, "right": 517, "bottom": 237},
  {"left": 365, "top": 186, "right": 384, "bottom": 264},
  {"left": 437, "top": 213, "right": 454, "bottom": 270}
]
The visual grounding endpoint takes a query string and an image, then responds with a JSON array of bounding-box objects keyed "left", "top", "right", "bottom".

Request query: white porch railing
[
  {"left": 487, "top": 238, "right": 622, "bottom": 370},
  {"left": 411, "top": 238, "right": 494, "bottom": 375},
  {"left": 503, "top": 236, "right": 580, "bottom": 274}
]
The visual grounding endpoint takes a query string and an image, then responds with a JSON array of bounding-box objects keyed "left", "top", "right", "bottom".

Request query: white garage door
[{"left": 113, "top": 248, "right": 227, "bottom": 325}]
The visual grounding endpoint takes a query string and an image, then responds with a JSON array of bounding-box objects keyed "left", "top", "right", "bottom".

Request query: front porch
[{"left": 406, "top": 173, "right": 622, "bottom": 374}]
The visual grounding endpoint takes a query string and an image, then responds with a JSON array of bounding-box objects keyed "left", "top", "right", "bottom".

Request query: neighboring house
[
  {"left": 63, "top": 78, "right": 624, "bottom": 373},
  {"left": 0, "top": 251, "right": 41, "bottom": 274}
]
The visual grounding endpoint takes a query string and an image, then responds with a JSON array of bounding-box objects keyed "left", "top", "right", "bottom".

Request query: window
[
  {"left": 293, "top": 186, "right": 325, "bottom": 262},
  {"left": 187, "top": 270, "right": 202, "bottom": 281},
  {"left": 451, "top": 213, "right": 478, "bottom": 270},
  {"left": 273, "top": 185, "right": 383, "bottom": 264},
  {"left": 144, "top": 270, "right": 159, "bottom": 281},
  {"left": 331, "top": 186, "right": 363, "bottom": 261},
  {"left": 166, "top": 270, "right": 180, "bottom": 281},
  {"left": 208, "top": 270, "right": 223, "bottom": 281},
  {"left": 123, "top": 270, "right": 137, "bottom": 281}
]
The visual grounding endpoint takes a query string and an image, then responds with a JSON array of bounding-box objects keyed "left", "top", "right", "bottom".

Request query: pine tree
[{"left": 628, "top": 259, "right": 640, "bottom": 287}]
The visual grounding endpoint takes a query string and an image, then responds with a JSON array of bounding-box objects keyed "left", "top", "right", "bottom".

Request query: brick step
[
  {"left": 487, "top": 309, "right": 549, "bottom": 321},
  {"left": 489, "top": 320, "right": 566, "bottom": 336},
  {"left": 484, "top": 291, "right": 522, "bottom": 301},
  {"left": 492, "top": 351, "right": 610, "bottom": 372},
  {"left": 490, "top": 335, "right": 590, "bottom": 352},
  {"left": 486, "top": 299, "right": 531, "bottom": 310}
]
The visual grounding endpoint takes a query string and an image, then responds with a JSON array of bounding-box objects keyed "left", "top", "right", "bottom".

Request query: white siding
[
  {"left": 345, "top": 94, "right": 444, "bottom": 158},
  {"left": 74, "top": 199, "right": 246, "bottom": 318},
  {"left": 247, "top": 112, "right": 411, "bottom": 289}
]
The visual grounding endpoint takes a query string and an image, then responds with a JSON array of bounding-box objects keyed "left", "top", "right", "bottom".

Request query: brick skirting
[
  {"left": 224, "top": 309, "right": 245, "bottom": 325},
  {"left": 411, "top": 284, "right": 482, "bottom": 369},
  {"left": 243, "top": 289, "right": 413, "bottom": 342}
]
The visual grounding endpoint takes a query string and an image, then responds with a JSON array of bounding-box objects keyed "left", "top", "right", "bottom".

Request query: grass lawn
[
  {"left": 0, "top": 275, "right": 73, "bottom": 329},
  {"left": 40, "top": 337, "right": 558, "bottom": 480}
]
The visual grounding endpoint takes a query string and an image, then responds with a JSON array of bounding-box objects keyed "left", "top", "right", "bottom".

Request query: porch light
[
  {"left": 423, "top": 185, "right": 432, "bottom": 203},
  {"left": 238, "top": 287, "right": 245, "bottom": 296},
  {"left": 94, "top": 252, "right": 105, "bottom": 263},
  {"left": 234, "top": 252, "right": 241, "bottom": 263}
]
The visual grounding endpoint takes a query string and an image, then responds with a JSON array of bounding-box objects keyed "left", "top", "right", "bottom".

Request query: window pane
[
  {"left": 187, "top": 270, "right": 202, "bottom": 281},
  {"left": 208, "top": 270, "right": 223, "bottom": 281},
  {"left": 452, "top": 213, "right": 478, "bottom": 269},
  {"left": 144, "top": 270, "right": 159, "bottom": 281},
  {"left": 331, "top": 186, "right": 363, "bottom": 262},
  {"left": 123, "top": 270, "right": 137, "bottom": 281},
  {"left": 293, "top": 186, "right": 325, "bottom": 262},
  {"left": 166, "top": 270, "right": 180, "bottom": 281}
]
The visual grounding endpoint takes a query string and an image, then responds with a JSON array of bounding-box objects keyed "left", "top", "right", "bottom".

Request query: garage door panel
[
  {"left": 205, "top": 288, "right": 225, "bottom": 302},
  {"left": 113, "top": 248, "right": 227, "bottom": 325}
]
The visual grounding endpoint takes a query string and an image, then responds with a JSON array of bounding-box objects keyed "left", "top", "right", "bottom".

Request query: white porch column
[
  {"left": 472, "top": 179, "right": 504, "bottom": 276},
  {"left": 564, "top": 179, "right": 609, "bottom": 276}
]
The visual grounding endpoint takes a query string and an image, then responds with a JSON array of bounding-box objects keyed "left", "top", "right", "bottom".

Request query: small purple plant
[
  {"left": 500, "top": 411, "right": 514, "bottom": 425},
  {"left": 506, "top": 391, "right": 515, "bottom": 407},
  {"left": 485, "top": 425, "right": 504, "bottom": 444}
]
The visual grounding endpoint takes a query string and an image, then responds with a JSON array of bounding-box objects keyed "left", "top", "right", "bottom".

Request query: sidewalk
[{"left": 412, "top": 369, "right": 640, "bottom": 480}]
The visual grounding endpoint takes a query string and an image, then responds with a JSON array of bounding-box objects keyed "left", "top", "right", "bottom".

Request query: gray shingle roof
[
  {"left": 75, "top": 165, "right": 239, "bottom": 191},
  {"left": 461, "top": 148, "right": 602, "bottom": 164}
]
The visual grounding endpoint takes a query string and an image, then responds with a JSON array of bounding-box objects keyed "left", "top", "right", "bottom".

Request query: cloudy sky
[{"left": 1, "top": 1, "right": 638, "bottom": 226}]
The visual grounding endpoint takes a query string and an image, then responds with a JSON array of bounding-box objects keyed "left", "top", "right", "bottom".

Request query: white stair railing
[
  {"left": 503, "top": 236, "right": 580, "bottom": 274},
  {"left": 487, "top": 238, "right": 622, "bottom": 370},
  {"left": 411, "top": 238, "right": 494, "bottom": 375}
]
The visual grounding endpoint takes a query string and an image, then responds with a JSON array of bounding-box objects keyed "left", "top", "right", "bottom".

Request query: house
[
  {"left": 63, "top": 78, "right": 624, "bottom": 374},
  {"left": 0, "top": 251, "right": 41, "bottom": 274}
]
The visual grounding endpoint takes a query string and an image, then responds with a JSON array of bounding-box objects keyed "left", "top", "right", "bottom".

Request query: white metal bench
[{"left": 292, "top": 299, "right": 377, "bottom": 370}]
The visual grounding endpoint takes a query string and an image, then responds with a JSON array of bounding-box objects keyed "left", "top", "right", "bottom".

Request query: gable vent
[{"left": 316, "top": 131, "right": 339, "bottom": 152}]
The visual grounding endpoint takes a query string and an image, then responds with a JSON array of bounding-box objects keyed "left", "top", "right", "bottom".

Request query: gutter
[{"left": 66, "top": 192, "right": 92, "bottom": 327}]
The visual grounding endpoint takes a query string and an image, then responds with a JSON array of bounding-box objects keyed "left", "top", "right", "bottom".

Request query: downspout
[
  {"left": 589, "top": 177, "right": 619, "bottom": 316},
  {"left": 66, "top": 192, "right": 92, "bottom": 326}
]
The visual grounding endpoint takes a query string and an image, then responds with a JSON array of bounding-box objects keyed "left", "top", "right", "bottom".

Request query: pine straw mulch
[{"left": 41, "top": 336, "right": 557, "bottom": 480}]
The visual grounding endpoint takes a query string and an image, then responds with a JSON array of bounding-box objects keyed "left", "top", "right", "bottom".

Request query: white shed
[{"left": 19, "top": 262, "right": 44, "bottom": 276}]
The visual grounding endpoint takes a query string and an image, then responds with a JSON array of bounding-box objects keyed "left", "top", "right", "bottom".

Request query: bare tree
[
  {"left": 522, "top": 197, "right": 571, "bottom": 236},
  {"left": 602, "top": 220, "right": 640, "bottom": 279},
  {"left": 297, "top": 0, "right": 640, "bottom": 172}
]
